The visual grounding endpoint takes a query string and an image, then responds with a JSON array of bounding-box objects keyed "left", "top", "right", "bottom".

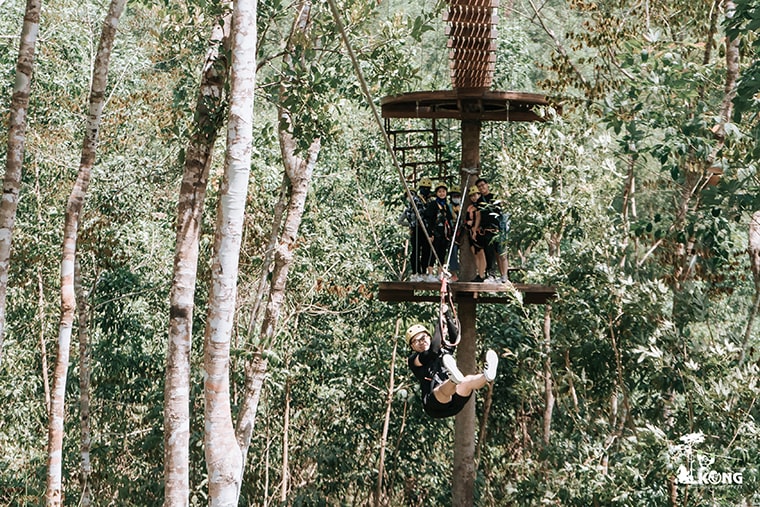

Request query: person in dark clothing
[
  {"left": 406, "top": 307, "right": 498, "bottom": 419},
  {"left": 447, "top": 184, "right": 463, "bottom": 281},
  {"left": 475, "top": 177, "right": 509, "bottom": 282},
  {"left": 399, "top": 177, "right": 434, "bottom": 281},
  {"left": 425, "top": 182, "right": 454, "bottom": 280},
  {"left": 464, "top": 185, "right": 487, "bottom": 282}
]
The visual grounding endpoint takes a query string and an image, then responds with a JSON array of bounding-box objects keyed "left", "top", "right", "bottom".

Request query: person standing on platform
[
  {"left": 464, "top": 185, "right": 487, "bottom": 282},
  {"left": 447, "top": 183, "right": 463, "bottom": 281},
  {"left": 425, "top": 182, "right": 454, "bottom": 281},
  {"left": 475, "top": 177, "right": 510, "bottom": 282},
  {"left": 399, "top": 177, "right": 433, "bottom": 281}
]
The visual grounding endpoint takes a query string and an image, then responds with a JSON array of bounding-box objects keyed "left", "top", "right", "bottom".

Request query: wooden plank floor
[{"left": 378, "top": 280, "right": 557, "bottom": 305}]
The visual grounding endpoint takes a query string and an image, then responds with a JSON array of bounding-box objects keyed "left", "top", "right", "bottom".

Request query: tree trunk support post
[{"left": 452, "top": 116, "right": 481, "bottom": 507}]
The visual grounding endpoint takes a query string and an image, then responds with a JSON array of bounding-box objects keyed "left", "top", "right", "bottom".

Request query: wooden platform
[
  {"left": 378, "top": 280, "right": 556, "bottom": 305},
  {"left": 380, "top": 90, "right": 551, "bottom": 122}
]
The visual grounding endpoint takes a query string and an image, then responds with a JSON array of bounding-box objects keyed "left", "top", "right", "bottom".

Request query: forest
[{"left": 1, "top": 0, "right": 759, "bottom": 505}]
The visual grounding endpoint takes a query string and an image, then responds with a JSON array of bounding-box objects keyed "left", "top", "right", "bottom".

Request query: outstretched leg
[{"left": 433, "top": 352, "right": 498, "bottom": 402}]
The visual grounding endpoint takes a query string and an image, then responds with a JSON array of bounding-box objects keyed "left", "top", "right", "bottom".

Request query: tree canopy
[{"left": 1, "top": 0, "right": 759, "bottom": 505}]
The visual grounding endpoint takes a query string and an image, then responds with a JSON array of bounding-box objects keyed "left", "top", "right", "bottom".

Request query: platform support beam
[{"left": 453, "top": 116, "right": 481, "bottom": 507}]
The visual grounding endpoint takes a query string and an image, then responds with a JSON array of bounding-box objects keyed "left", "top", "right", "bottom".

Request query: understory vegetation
[{"left": 1, "top": 0, "right": 759, "bottom": 505}]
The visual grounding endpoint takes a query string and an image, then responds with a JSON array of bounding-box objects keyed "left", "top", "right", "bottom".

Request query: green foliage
[
  {"left": 728, "top": 0, "right": 760, "bottom": 160},
  {"left": 1, "top": 0, "right": 759, "bottom": 505}
]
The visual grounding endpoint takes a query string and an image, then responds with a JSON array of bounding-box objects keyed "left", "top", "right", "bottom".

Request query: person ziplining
[{"left": 406, "top": 303, "right": 498, "bottom": 419}]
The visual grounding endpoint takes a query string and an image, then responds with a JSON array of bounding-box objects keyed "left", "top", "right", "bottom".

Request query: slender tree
[
  {"left": 203, "top": 0, "right": 257, "bottom": 503},
  {"left": 0, "top": 0, "right": 42, "bottom": 366},
  {"left": 44, "top": 0, "right": 126, "bottom": 504},
  {"left": 741, "top": 210, "right": 760, "bottom": 364},
  {"left": 163, "top": 10, "right": 231, "bottom": 506},
  {"left": 234, "top": 3, "right": 321, "bottom": 497},
  {"left": 73, "top": 260, "right": 92, "bottom": 507}
]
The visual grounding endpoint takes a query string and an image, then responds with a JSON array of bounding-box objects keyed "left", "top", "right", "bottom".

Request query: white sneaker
[
  {"left": 442, "top": 354, "right": 464, "bottom": 384},
  {"left": 427, "top": 274, "right": 439, "bottom": 282},
  {"left": 483, "top": 349, "right": 498, "bottom": 382},
  {"left": 484, "top": 276, "right": 498, "bottom": 283}
]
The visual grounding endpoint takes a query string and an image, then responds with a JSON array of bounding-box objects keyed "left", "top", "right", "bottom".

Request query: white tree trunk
[
  {"left": 163, "top": 12, "right": 231, "bottom": 507},
  {"left": 44, "top": 1, "right": 126, "bottom": 504},
  {"left": 74, "top": 260, "right": 92, "bottom": 507},
  {"left": 203, "top": 0, "right": 256, "bottom": 504},
  {"left": 234, "top": 4, "right": 320, "bottom": 498},
  {"left": 741, "top": 211, "right": 760, "bottom": 364},
  {"left": 0, "top": 0, "right": 41, "bottom": 366}
]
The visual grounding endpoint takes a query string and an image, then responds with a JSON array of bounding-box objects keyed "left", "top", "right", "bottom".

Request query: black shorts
[
  {"left": 468, "top": 233, "right": 484, "bottom": 252},
  {"left": 423, "top": 392, "right": 472, "bottom": 418}
]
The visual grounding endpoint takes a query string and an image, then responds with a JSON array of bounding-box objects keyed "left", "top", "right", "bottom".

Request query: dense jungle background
[{"left": 1, "top": 0, "right": 760, "bottom": 505}]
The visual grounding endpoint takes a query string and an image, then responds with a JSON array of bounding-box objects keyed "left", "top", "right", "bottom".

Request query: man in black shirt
[
  {"left": 406, "top": 308, "right": 498, "bottom": 418},
  {"left": 475, "top": 177, "right": 509, "bottom": 282}
]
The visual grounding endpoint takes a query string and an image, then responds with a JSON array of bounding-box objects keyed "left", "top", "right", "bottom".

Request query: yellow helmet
[
  {"left": 449, "top": 183, "right": 462, "bottom": 195},
  {"left": 418, "top": 177, "right": 433, "bottom": 188},
  {"left": 434, "top": 181, "right": 448, "bottom": 192},
  {"left": 406, "top": 324, "right": 429, "bottom": 344},
  {"left": 468, "top": 185, "right": 480, "bottom": 196}
]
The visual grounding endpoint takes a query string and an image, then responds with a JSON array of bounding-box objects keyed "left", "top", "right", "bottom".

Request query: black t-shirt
[
  {"left": 478, "top": 195, "right": 502, "bottom": 231},
  {"left": 407, "top": 311, "right": 460, "bottom": 403}
]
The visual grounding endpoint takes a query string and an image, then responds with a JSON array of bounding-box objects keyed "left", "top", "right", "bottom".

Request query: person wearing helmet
[
  {"left": 406, "top": 307, "right": 498, "bottom": 419},
  {"left": 447, "top": 184, "right": 463, "bottom": 281},
  {"left": 418, "top": 176, "right": 433, "bottom": 201},
  {"left": 424, "top": 182, "right": 454, "bottom": 281},
  {"left": 400, "top": 177, "right": 434, "bottom": 281},
  {"left": 475, "top": 177, "right": 510, "bottom": 282}
]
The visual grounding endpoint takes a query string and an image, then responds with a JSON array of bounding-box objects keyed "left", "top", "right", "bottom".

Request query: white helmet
[{"left": 406, "top": 324, "right": 428, "bottom": 345}]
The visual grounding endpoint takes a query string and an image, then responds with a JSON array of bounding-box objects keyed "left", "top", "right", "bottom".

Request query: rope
[
  {"left": 327, "top": 0, "right": 442, "bottom": 271},
  {"left": 328, "top": 0, "right": 463, "bottom": 339},
  {"left": 444, "top": 169, "right": 478, "bottom": 273}
]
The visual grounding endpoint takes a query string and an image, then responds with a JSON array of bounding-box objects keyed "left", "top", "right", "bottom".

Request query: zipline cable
[{"left": 326, "top": 0, "right": 443, "bottom": 272}]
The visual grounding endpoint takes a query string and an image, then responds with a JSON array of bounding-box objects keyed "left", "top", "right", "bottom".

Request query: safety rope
[
  {"left": 327, "top": 0, "right": 462, "bottom": 336},
  {"left": 444, "top": 168, "right": 478, "bottom": 273},
  {"left": 326, "top": 0, "right": 442, "bottom": 271},
  {"left": 438, "top": 276, "right": 460, "bottom": 347}
]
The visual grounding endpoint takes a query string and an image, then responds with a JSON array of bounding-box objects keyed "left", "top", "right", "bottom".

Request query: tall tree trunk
[
  {"left": 245, "top": 175, "right": 288, "bottom": 335},
  {"left": 542, "top": 231, "right": 560, "bottom": 447},
  {"left": 45, "top": 1, "right": 126, "bottom": 504},
  {"left": 542, "top": 304, "right": 554, "bottom": 446},
  {"left": 374, "top": 319, "right": 402, "bottom": 507},
  {"left": 0, "top": 0, "right": 41, "bottom": 366},
  {"left": 203, "top": 0, "right": 256, "bottom": 503},
  {"left": 34, "top": 159, "right": 51, "bottom": 412},
  {"left": 74, "top": 260, "right": 92, "bottom": 507},
  {"left": 280, "top": 377, "right": 291, "bottom": 503},
  {"left": 163, "top": 12, "right": 231, "bottom": 507},
  {"left": 234, "top": 128, "right": 320, "bottom": 498},
  {"left": 740, "top": 211, "right": 760, "bottom": 364},
  {"left": 38, "top": 267, "right": 51, "bottom": 412},
  {"left": 234, "top": 3, "right": 321, "bottom": 496}
]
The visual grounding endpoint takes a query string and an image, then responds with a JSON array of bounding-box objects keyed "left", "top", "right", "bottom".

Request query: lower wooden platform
[{"left": 378, "top": 280, "right": 557, "bottom": 305}]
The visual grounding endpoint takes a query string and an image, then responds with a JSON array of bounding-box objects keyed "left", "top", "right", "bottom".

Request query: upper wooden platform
[
  {"left": 378, "top": 280, "right": 556, "bottom": 305},
  {"left": 380, "top": 90, "right": 550, "bottom": 122}
]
